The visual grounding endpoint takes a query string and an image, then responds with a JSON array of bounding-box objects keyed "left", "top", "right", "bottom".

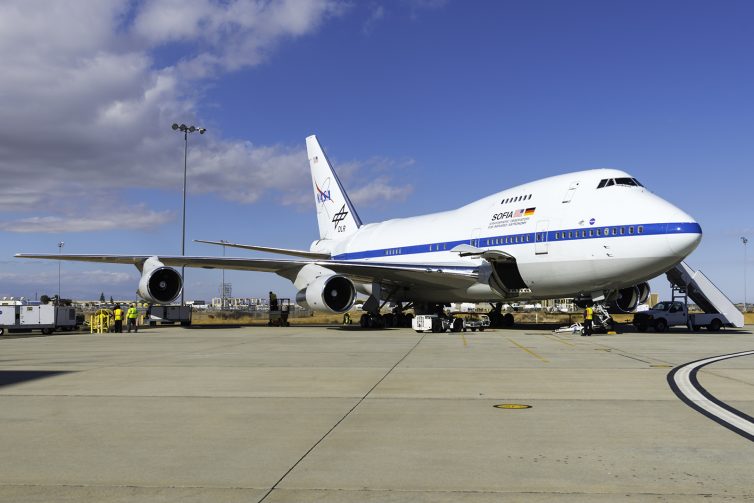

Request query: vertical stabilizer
[{"left": 306, "top": 135, "right": 362, "bottom": 240}]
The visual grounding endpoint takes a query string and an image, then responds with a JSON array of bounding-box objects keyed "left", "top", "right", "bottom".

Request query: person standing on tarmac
[
  {"left": 583, "top": 304, "right": 594, "bottom": 336},
  {"left": 126, "top": 304, "right": 139, "bottom": 333},
  {"left": 113, "top": 304, "right": 123, "bottom": 333},
  {"left": 269, "top": 291, "right": 278, "bottom": 312}
]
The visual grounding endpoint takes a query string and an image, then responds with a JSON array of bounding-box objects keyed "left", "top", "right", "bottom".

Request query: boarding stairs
[{"left": 665, "top": 261, "right": 744, "bottom": 328}]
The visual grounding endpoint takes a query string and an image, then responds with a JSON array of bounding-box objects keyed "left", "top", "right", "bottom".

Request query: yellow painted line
[
  {"left": 541, "top": 333, "right": 576, "bottom": 347},
  {"left": 507, "top": 337, "right": 549, "bottom": 363},
  {"left": 460, "top": 332, "right": 468, "bottom": 347},
  {"left": 494, "top": 403, "right": 532, "bottom": 410}
]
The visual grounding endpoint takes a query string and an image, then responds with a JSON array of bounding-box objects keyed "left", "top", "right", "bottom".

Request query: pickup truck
[{"left": 632, "top": 301, "right": 728, "bottom": 332}]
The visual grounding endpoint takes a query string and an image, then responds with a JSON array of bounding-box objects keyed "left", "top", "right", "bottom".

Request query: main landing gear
[
  {"left": 487, "top": 303, "right": 514, "bottom": 328},
  {"left": 359, "top": 303, "right": 415, "bottom": 329}
]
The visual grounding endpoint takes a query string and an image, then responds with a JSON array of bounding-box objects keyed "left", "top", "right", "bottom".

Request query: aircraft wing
[
  {"left": 194, "top": 239, "right": 331, "bottom": 260},
  {"left": 15, "top": 254, "right": 478, "bottom": 291}
]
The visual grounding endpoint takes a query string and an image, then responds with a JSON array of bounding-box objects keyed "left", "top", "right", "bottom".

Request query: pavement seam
[{"left": 256, "top": 333, "right": 427, "bottom": 503}]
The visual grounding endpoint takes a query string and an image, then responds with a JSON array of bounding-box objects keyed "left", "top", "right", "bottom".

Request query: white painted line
[{"left": 668, "top": 350, "right": 754, "bottom": 441}]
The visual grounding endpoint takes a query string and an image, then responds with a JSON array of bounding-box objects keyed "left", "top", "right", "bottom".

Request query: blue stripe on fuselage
[{"left": 331, "top": 222, "right": 701, "bottom": 261}]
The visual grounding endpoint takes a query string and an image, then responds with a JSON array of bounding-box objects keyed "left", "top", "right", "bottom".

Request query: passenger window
[
  {"left": 612, "top": 228, "right": 617, "bottom": 236},
  {"left": 638, "top": 226, "right": 644, "bottom": 234},
  {"left": 629, "top": 226, "right": 634, "bottom": 235},
  {"left": 603, "top": 228, "right": 610, "bottom": 236},
  {"left": 589, "top": 230, "right": 593, "bottom": 237},
  {"left": 581, "top": 230, "right": 586, "bottom": 238},
  {"left": 620, "top": 227, "right": 625, "bottom": 235},
  {"left": 568, "top": 231, "right": 572, "bottom": 239}
]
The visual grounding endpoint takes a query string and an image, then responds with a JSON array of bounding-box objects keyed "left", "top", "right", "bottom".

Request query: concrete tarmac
[{"left": 0, "top": 324, "right": 752, "bottom": 502}]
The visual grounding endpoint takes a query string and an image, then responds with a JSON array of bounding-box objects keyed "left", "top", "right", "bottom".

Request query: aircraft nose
[{"left": 666, "top": 222, "right": 702, "bottom": 258}]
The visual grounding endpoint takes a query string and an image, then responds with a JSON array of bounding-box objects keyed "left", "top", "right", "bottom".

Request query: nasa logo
[
  {"left": 589, "top": 218, "right": 596, "bottom": 226},
  {"left": 316, "top": 189, "right": 331, "bottom": 204},
  {"left": 315, "top": 180, "right": 332, "bottom": 204}
]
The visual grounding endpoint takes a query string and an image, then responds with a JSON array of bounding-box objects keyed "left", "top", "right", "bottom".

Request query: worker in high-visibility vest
[
  {"left": 113, "top": 304, "right": 123, "bottom": 333},
  {"left": 583, "top": 305, "right": 594, "bottom": 336},
  {"left": 127, "top": 304, "right": 139, "bottom": 333}
]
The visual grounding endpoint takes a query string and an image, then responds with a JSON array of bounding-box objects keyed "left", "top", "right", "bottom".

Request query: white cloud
[
  {"left": 363, "top": 4, "right": 385, "bottom": 34},
  {"left": 0, "top": 0, "right": 356, "bottom": 232},
  {"left": 0, "top": 206, "right": 174, "bottom": 233}
]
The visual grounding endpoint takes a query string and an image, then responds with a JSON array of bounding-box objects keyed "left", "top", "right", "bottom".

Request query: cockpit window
[
  {"left": 597, "top": 177, "right": 644, "bottom": 189},
  {"left": 615, "top": 177, "right": 633, "bottom": 185}
]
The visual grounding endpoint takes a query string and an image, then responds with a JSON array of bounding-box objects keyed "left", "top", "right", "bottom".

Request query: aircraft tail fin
[{"left": 306, "top": 135, "right": 362, "bottom": 240}]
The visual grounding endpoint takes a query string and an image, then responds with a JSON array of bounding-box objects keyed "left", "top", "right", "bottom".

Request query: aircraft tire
[
  {"left": 503, "top": 313, "right": 514, "bottom": 327},
  {"left": 452, "top": 318, "right": 463, "bottom": 332},
  {"left": 360, "top": 314, "right": 369, "bottom": 328}
]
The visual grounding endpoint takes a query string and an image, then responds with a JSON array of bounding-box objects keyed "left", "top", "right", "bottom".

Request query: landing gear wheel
[
  {"left": 360, "top": 313, "right": 369, "bottom": 328},
  {"left": 503, "top": 313, "right": 514, "bottom": 327},
  {"left": 452, "top": 318, "right": 463, "bottom": 332}
]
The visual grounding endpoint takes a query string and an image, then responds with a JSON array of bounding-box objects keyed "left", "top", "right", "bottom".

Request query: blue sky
[{"left": 0, "top": 0, "right": 752, "bottom": 304}]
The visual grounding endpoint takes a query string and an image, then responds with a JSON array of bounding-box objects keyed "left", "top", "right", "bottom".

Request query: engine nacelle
[
  {"left": 637, "top": 282, "right": 650, "bottom": 305},
  {"left": 137, "top": 257, "right": 182, "bottom": 304},
  {"left": 609, "top": 282, "right": 651, "bottom": 313},
  {"left": 296, "top": 274, "right": 355, "bottom": 314}
]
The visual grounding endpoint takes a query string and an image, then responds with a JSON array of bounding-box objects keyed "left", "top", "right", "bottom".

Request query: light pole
[
  {"left": 57, "top": 241, "right": 64, "bottom": 302},
  {"left": 742, "top": 237, "right": 749, "bottom": 313},
  {"left": 220, "top": 239, "right": 229, "bottom": 310},
  {"left": 171, "top": 123, "right": 206, "bottom": 306}
]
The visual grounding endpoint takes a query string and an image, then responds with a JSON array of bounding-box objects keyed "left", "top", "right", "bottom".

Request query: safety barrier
[{"left": 90, "top": 309, "right": 113, "bottom": 334}]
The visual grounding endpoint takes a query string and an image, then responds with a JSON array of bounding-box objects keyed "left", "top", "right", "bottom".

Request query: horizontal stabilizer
[{"left": 194, "top": 240, "right": 331, "bottom": 260}]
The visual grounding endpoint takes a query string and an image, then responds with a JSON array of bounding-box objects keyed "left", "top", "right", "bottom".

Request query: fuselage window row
[
  {"left": 500, "top": 193, "right": 533, "bottom": 204},
  {"left": 387, "top": 225, "right": 647, "bottom": 257}
]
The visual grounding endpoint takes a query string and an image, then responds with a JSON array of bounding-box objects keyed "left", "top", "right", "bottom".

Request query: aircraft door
[
  {"left": 470, "top": 228, "right": 481, "bottom": 248},
  {"left": 562, "top": 181, "right": 581, "bottom": 203},
  {"left": 535, "top": 220, "right": 549, "bottom": 255}
]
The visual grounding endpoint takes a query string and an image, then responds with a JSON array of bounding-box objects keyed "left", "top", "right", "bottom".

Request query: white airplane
[{"left": 17, "top": 135, "right": 702, "bottom": 328}]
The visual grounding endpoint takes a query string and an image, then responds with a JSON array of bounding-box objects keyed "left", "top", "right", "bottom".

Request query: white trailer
[{"left": 0, "top": 304, "right": 77, "bottom": 335}]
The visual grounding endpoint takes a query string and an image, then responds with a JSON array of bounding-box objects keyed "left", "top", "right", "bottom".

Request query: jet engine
[
  {"left": 137, "top": 257, "right": 182, "bottom": 304},
  {"left": 610, "top": 282, "right": 651, "bottom": 313},
  {"left": 296, "top": 274, "right": 356, "bottom": 313}
]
